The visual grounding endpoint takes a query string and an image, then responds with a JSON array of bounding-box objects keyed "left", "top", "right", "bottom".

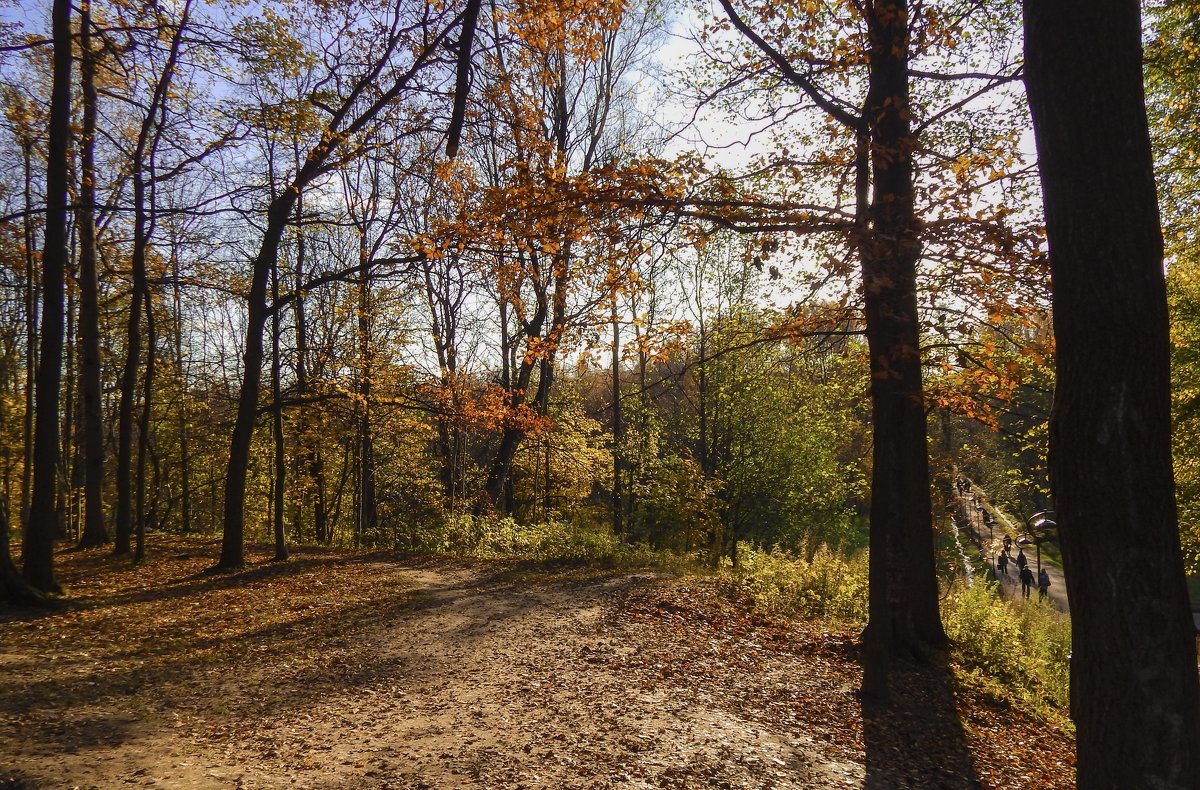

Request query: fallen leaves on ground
[{"left": 1, "top": 537, "right": 1073, "bottom": 788}]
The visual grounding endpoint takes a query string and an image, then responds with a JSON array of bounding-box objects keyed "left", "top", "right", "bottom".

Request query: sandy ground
[{"left": 1, "top": 560, "right": 860, "bottom": 789}]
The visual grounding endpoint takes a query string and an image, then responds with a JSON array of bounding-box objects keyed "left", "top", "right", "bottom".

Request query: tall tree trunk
[
  {"left": 629, "top": 290, "right": 650, "bottom": 532},
  {"left": 610, "top": 304, "right": 623, "bottom": 535},
  {"left": 864, "top": 0, "right": 945, "bottom": 648},
  {"left": 484, "top": 263, "right": 549, "bottom": 510},
  {"left": 172, "top": 245, "right": 191, "bottom": 535},
  {"left": 23, "top": 0, "right": 73, "bottom": 592},
  {"left": 217, "top": 14, "right": 448, "bottom": 568},
  {"left": 220, "top": 197, "right": 289, "bottom": 569},
  {"left": 290, "top": 185, "right": 307, "bottom": 544},
  {"left": 859, "top": 0, "right": 945, "bottom": 698},
  {"left": 114, "top": 201, "right": 144, "bottom": 557},
  {"left": 115, "top": 0, "right": 189, "bottom": 556},
  {"left": 60, "top": 272, "right": 75, "bottom": 540},
  {"left": 271, "top": 256, "right": 287, "bottom": 561},
  {"left": 1, "top": 364, "right": 47, "bottom": 606},
  {"left": 75, "top": 0, "right": 107, "bottom": 547},
  {"left": 356, "top": 273, "right": 376, "bottom": 544},
  {"left": 422, "top": 256, "right": 462, "bottom": 505},
  {"left": 312, "top": 448, "right": 329, "bottom": 544},
  {"left": 543, "top": 436, "right": 551, "bottom": 523},
  {"left": 21, "top": 140, "right": 37, "bottom": 535},
  {"left": 1024, "top": 0, "right": 1200, "bottom": 783},
  {"left": 135, "top": 286, "right": 156, "bottom": 563}
]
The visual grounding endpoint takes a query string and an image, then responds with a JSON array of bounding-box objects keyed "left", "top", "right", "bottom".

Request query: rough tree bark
[
  {"left": 863, "top": 0, "right": 945, "bottom": 651},
  {"left": 75, "top": 0, "right": 107, "bottom": 549},
  {"left": 2, "top": 502, "right": 50, "bottom": 606},
  {"left": 23, "top": 0, "right": 73, "bottom": 593},
  {"left": 1024, "top": 0, "right": 1200, "bottom": 784},
  {"left": 858, "top": 0, "right": 947, "bottom": 700},
  {"left": 714, "top": 0, "right": 946, "bottom": 703}
]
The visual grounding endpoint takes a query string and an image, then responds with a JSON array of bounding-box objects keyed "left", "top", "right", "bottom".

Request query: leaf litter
[{"left": 0, "top": 537, "right": 1073, "bottom": 788}]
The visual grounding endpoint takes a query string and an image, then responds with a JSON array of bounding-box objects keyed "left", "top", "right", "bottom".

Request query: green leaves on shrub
[{"left": 944, "top": 580, "right": 1071, "bottom": 713}]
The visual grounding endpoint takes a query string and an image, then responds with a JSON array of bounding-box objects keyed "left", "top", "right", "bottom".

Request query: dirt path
[
  {"left": 2, "top": 541, "right": 1076, "bottom": 789},
  {"left": 2, "top": 551, "right": 857, "bottom": 789}
]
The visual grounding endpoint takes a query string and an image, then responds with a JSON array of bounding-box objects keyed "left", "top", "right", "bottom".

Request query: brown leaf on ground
[{"left": 0, "top": 537, "right": 1073, "bottom": 789}]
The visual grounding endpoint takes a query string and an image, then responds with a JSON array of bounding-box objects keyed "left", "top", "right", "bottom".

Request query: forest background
[
  {"left": 0, "top": 0, "right": 1196, "bottom": 588},
  {"left": 2, "top": 0, "right": 1200, "bottom": 783},
  {"left": 1, "top": 0, "right": 1196, "bottom": 577}
]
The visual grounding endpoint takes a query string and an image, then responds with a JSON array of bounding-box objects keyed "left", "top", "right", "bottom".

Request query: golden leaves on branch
[
  {"left": 424, "top": 376, "right": 552, "bottom": 438},
  {"left": 499, "top": 0, "right": 629, "bottom": 62}
]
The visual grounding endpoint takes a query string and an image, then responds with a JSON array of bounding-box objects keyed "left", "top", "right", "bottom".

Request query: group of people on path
[
  {"left": 995, "top": 534, "right": 1052, "bottom": 601},
  {"left": 957, "top": 477, "right": 1056, "bottom": 603}
]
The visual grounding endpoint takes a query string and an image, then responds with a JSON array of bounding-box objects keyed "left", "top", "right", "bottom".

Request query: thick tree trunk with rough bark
[
  {"left": 2, "top": 504, "right": 50, "bottom": 606},
  {"left": 860, "top": 0, "right": 946, "bottom": 700},
  {"left": 23, "top": 0, "right": 73, "bottom": 593},
  {"left": 1024, "top": 0, "right": 1200, "bottom": 784}
]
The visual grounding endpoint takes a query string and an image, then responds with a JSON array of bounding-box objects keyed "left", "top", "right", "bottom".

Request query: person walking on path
[
  {"left": 1020, "top": 565, "right": 1035, "bottom": 598},
  {"left": 1016, "top": 548, "right": 1028, "bottom": 572},
  {"left": 1038, "top": 568, "right": 1051, "bottom": 602},
  {"left": 998, "top": 550, "right": 1010, "bottom": 576}
]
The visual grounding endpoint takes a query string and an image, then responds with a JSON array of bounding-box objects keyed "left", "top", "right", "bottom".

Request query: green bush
[
  {"left": 730, "top": 542, "right": 1070, "bottom": 716},
  {"left": 731, "top": 544, "right": 869, "bottom": 624},
  {"left": 406, "top": 513, "right": 678, "bottom": 567},
  {"left": 631, "top": 454, "right": 726, "bottom": 556},
  {"left": 943, "top": 579, "right": 1072, "bottom": 712}
]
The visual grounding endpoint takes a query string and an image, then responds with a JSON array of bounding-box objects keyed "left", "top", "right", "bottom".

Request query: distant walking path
[{"left": 952, "top": 481, "right": 1069, "bottom": 613}]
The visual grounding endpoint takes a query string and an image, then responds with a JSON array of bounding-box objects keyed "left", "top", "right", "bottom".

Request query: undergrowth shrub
[
  {"left": 731, "top": 544, "right": 869, "bottom": 624},
  {"left": 405, "top": 513, "right": 677, "bottom": 567},
  {"left": 943, "top": 580, "right": 1072, "bottom": 713},
  {"left": 731, "top": 542, "right": 1070, "bottom": 717}
]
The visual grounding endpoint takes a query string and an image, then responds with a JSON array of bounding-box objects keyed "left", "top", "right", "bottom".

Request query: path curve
[{"left": 954, "top": 483, "right": 1069, "bottom": 613}]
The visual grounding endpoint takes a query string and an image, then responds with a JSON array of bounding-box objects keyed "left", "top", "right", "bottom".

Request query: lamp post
[
  {"left": 1024, "top": 510, "right": 1057, "bottom": 575},
  {"left": 983, "top": 506, "right": 994, "bottom": 576}
]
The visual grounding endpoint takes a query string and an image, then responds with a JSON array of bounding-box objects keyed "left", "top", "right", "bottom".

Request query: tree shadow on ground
[
  {"left": 0, "top": 542, "right": 474, "bottom": 624},
  {"left": 0, "top": 548, "right": 645, "bottom": 760},
  {"left": 862, "top": 655, "right": 981, "bottom": 789}
]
